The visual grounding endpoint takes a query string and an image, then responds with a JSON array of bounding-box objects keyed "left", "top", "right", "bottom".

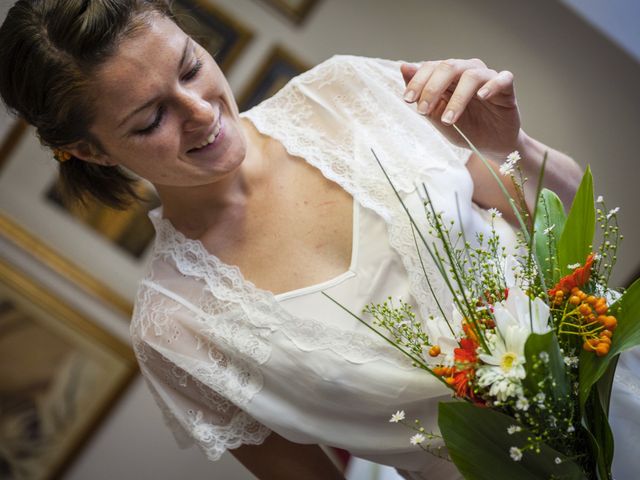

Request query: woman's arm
[
  {"left": 230, "top": 432, "right": 345, "bottom": 480},
  {"left": 399, "top": 58, "right": 582, "bottom": 216},
  {"left": 467, "top": 129, "right": 583, "bottom": 223}
]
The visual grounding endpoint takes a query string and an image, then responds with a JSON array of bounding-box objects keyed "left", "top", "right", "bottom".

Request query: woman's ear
[{"left": 65, "top": 140, "right": 117, "bottom": 166}]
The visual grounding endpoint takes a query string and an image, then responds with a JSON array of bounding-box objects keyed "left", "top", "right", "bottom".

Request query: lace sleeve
[{"left": 130, "top": 280, "right": 272, "bottom": 461}]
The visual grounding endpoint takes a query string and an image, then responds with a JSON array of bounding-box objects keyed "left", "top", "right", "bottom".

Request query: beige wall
[{"left": 1, "top": 1, "right": 638, "bottom": 479}]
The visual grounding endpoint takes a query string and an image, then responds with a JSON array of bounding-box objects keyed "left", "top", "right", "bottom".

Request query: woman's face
[{"left": 84, "top": 14, "right": 246, "bottom": 188}]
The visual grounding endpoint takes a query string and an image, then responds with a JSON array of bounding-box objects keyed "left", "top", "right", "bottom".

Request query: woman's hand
[{"left": 401, "top": 59, "right": 521, "bottom": 159}]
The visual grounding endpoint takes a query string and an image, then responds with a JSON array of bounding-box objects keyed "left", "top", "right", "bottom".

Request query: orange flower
[
  {"left": 451, "top": 337, "right": 479, "bottom": 399},
  {"left": 549, "top": 253, "right": 595, "bottom": 297}
]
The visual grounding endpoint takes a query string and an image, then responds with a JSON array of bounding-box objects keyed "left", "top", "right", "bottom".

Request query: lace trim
[
  {"left": 185, "top": 408, "right": 271, "bottom": 461},
  {"left": 149, "top": 211, "right": 411, "bottom": 366},
  {"left": 132, "top": 54, "right": 473, "bottom": 457}
]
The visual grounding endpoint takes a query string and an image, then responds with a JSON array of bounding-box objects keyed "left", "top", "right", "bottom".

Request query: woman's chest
[{"left": 203, "top": 154, "right": 355, "bottom": 295}]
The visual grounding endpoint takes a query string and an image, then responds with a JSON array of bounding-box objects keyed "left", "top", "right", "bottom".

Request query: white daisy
[
  {"left": 477, "top": 328, "right": 528, "bottom": 402},
  {"left": 499, "top": 151, "right": 521, "bottom": 176},
  {"left": 488, "top": 208, "right": 502, "bottom": 218},
  {"left": 410, "top": 433, "right": 426, "bottom": 445},
  {"left": 516, "top": 396, "right": 530, "bottom": 411},
  {"left": 510, "top": 446, "right": 523, "bottom": 461},
  {"left": 389, "top": 410, "right": 405, "bottom": 423}
]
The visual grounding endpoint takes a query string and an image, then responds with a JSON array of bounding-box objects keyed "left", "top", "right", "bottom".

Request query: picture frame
[
  {"left": 0, "top": 212, "right": 132, "bottom": 317},
  {"left": 172, "top": 0, "right": 253, "bottom": 72},
  {"left": 0, "top": 126, "right": 148, "bottom": 308},
  {"left": 255, "top": 0, "right": 320, "bottom": 25},
  {"left": 238, "top": 45, "right": 310, "bottom": 111},
  {"left": 0, "top": 256, "right": 137, "bottom": 480}
]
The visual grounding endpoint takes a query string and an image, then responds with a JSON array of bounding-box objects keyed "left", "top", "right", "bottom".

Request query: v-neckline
[{"left": 151, "top": 114, "right": 359, "bottom": 300}]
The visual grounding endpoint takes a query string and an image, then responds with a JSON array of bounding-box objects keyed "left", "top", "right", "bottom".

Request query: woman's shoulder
[{"left": 293, "top": 54, "right": 406, "bottom": 89}]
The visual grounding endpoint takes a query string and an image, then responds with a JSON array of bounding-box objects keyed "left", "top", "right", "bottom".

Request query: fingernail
[
  {"left": 442, "top": 110, "right": 455, "bottom": 124},
  {"left": 404, "top": 90, "right": 416, "bottom": 102},
  {"left": 417, "top": 101, "right": 429, "bottom": 115},
  {"left": 477, "top": 88, "right": 489, "bottom": 99}
]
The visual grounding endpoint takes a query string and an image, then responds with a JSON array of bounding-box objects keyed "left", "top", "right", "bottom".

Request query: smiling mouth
[{"left": 190, "top": 116, "right": 222, "bottom": 152}]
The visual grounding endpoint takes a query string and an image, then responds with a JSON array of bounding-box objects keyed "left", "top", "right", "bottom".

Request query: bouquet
[{"left": 325, "top": 130, "right": 640, "bottom": 479}]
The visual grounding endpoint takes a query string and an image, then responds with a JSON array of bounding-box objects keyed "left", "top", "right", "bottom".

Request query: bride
[{"left": 6, "top": 1, "right": 635, "bottom": 479}]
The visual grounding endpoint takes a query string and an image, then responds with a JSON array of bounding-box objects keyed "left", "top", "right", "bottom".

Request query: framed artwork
[
  {"left": 0, "top": 212, "right": 132, "bottom": 317},
  {"left": 0, "top": 126, "right": 149, "bottom": 308},
  {"left": 172, "top": 0, "right": 253, "bottom": 72},
  {"left": 0, "top": 256, "right": 137, "bottom": 480},
  {"left": 255, "top": 0, "right": 320, "bottom": 25},
  {"left": 238, "top": 45, "right": 309, "bottom": 111},
  {"left": 45, "top": 181, "right": 160, "bottom": 260}
]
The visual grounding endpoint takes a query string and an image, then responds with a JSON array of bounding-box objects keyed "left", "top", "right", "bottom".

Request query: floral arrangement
[{"left": 325, "top": 133, "right": 640, "bottom": 479}]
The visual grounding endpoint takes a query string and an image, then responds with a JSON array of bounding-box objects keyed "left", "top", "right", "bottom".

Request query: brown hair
[{"left": 0, "top": 0, "right": 175, "bottom": 209}]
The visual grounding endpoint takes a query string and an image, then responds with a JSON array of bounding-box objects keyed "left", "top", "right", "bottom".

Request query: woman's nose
[{"left": 180, "top": 90, "right": 215, "bottom": 132}]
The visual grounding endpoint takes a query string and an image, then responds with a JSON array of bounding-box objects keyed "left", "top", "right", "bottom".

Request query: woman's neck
[{"left": 155, "top": 119, "right": 270, "bottom": 238}]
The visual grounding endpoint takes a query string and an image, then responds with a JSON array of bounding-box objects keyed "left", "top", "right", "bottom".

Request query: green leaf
[
  {"left": 557, "top": 167, "right": 595, "bottom": 277},
  {"left": 534, "top": 189, "right": 566, "bottom": 285},
  {"left": 523, "top": 332, "right": 570, "bottom": 404},
  {"left": 579, "top": 277, "right": 640, "bottom": 408},
  {"left": 580, "top": 389, "right": 613, "bottom": 480},
  {"left": 439, "top": 402, "right": 587, "bottom": 480}
]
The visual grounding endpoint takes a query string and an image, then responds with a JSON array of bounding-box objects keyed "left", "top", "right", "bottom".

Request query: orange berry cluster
[{"left": 554, "top": 286, "right": 616, "bottom": 357}]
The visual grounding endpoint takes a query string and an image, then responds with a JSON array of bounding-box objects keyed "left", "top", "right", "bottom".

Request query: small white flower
[
  {"left": 507, "top": 425, "right": 522, "bottom": 435},
  {"left": 507, "top": 151, "right": 521, "bottom": 163},
  {"left": 410, "top": 433, "right": 426, "bottom": 445},
  {"left": 389, "top": 410, "right": 406, "bottom": 423},
  {"left": 596, "top": 195, "right": 604, "bottom": 203},
  {"left": 538, "top": 351, "right": 549, "bottom": 363},
  {"left": 510, "top": 446, "right": 523, "bottom": 461},
  {"left": 488, "top": 208, "right": 502, "bottom": 218},
  {"left": 516, "top": 397, "right": 530, "bottom": 411},
  {"left": 555, "top": 457, "right": 562, "bottom": 465},
  {"left": 606, "top": 207, "right": 620, "bottom": 219},
  {"left": 567, "top": 263, "right": 581, "bottom": 270},
  {"left": 499, "top": 151, "right": 521, "bottom": 176},
  {"left": 534, "top": 392, "right": 546, "bottom": 404},
  {"left": 564, "top": 356, "right": 579, "bottom": 367},
  {"left": 567, "top": 425, "right": 575, "bottom": 433},
  {"left": 543, "top": 224, "right": 555, "bottom": 235}
]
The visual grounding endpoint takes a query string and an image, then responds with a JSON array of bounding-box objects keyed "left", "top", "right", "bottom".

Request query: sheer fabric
[{"left": 129, "top": 55, "right": 640, "bottom": 478}]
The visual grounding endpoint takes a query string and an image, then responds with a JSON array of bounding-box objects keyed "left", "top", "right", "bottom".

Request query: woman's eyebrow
[{"left": 117, "top": 37, "right": 193, "bottom": 128}]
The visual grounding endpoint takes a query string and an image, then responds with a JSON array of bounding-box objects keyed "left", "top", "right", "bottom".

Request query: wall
[{"left": 0, "top": 1, "right": 638, "bottom": 479}]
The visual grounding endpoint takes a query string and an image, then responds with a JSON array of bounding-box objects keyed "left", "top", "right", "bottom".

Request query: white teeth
[{"left": 194, "top": 117, "right": 222, "bottom": 149}]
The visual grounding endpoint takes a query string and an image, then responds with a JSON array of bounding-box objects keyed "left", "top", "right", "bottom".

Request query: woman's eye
[
  {"left": 136, "top": 106, "right": 165, "bottom": 135},
  {"left": 183, "top": 59, "right": 202, "bottom": 81}
]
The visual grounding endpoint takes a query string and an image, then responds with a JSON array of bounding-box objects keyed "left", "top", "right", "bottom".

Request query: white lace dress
[{"left": 129, "top": 55, "right": 639, "bottom": 479}]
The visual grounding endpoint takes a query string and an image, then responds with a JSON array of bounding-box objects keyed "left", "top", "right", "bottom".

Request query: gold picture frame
[
  {"left": 0, "top": 256, "right": 137, "bottom": 480},
  {"left": 0, "top": 212, "right": 132, "bottom": 317},
  {"left": 256, "top": 0, "right": 320, "bottom": 25},
  {"left": 238, "top": 45, "right": 310, "bottom": 111},
  {"left": 0, "top": 126, "right": 151, "bottom": 311},
  {"left": 172, "top": 0, "right": 253, "bottom": 72}
]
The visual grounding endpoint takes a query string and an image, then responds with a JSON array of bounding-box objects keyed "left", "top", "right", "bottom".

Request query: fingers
[
  {"left": 441, "top": 67, "right": 496, "bottom": 124},
  {"left": 401, "top": 59, "right": 515, "bottom": 124},
  {"left": 402, "top": 62, "right": 435, "bottom": 102},
  {"left": 476, "top": 70, "right": 517, "bottom": 107},
  {"left": 400, "top": 63, "right": 418, "bottom": 85}
]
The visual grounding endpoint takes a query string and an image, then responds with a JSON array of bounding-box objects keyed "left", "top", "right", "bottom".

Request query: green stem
[{"left": 322, "top": 292, "right": 450, "bottom": 388}]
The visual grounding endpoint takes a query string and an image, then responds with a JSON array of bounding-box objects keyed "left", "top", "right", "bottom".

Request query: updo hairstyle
[{"left": 0, "top": 0, "right": 175, "bottom": 209}]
